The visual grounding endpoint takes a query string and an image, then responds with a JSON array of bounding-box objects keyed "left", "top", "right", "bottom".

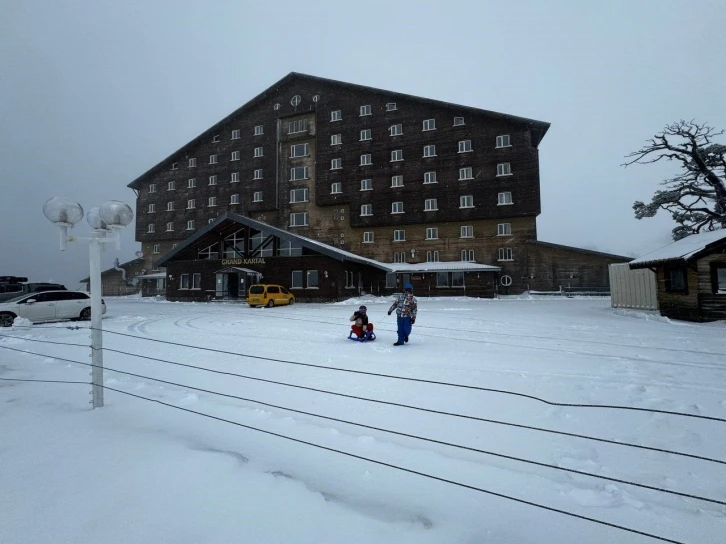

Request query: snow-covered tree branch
[{"left": 624, "top": 120, "right": 726, "bottom": 240}]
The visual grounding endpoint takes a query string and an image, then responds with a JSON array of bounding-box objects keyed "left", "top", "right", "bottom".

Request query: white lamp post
[{"left": 43, "top": 197, "right": 134, "bottom": 408}]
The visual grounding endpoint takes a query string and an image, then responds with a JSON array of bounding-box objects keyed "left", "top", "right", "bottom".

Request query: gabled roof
[
  {"left": 629, "top": 229, "right": 726, "bottom": 269},
  {"left": 526, "top": 240, "right": 632, "bottom": 261},
  {"left": 128, "top": 72, "right": 550, "bottom": 189},
  {"left": 153, "top": 212, "right": 393, "bottom": 272},
  {"left": 79, "top": 258, "right": 142, "bottom": 283}
]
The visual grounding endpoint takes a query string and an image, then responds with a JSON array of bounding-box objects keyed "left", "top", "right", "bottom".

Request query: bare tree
[{"left": 624, "top": 120, "right": 726, "bottom": 240}]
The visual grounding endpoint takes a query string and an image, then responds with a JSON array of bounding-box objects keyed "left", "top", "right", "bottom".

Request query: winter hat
[
  {"left": 359, "top": 305, "right": 367, "bottom": 312},
  {"left": 403, "top": 283, "right": 413, "bottom": 291}
]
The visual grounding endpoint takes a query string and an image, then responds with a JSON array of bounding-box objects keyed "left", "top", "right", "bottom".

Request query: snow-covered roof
[
  {"left": 135, "top": 273, "right": 166, "bottom": 279},
  {"left": 386, "top": 262, "right": 500, "bottom": 273},
  {"left": 629, "top": 229, "right": 726, "bottom": 269}
]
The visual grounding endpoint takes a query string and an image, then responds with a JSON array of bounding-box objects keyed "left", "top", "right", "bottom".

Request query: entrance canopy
[{"left": 214, "top": 267, "right": 263, "bottom": 276}]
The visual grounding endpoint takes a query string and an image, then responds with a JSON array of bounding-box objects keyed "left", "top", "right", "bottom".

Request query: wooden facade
[
  {"left": 128, "top": 73, "right": 555, "bottom": 293},
  {"left": 629, "top": 232, "right": 726, "bottom": 322}
]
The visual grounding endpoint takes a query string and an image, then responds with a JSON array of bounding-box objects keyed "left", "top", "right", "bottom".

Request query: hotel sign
[{"left": 220, "top": 258, "right": 266, "bottom": 266}]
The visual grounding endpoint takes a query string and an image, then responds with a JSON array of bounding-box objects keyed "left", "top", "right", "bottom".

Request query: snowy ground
[{"left": 1, "top": 295, "right": 725, "bottom": 544}]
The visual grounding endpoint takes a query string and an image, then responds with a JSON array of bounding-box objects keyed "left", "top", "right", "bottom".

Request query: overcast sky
[{"left": 2, "top": 0, "right": 724, "bottom": 288}]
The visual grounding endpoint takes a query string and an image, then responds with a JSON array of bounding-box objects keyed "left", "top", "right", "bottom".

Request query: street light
[{"left": 43, "top": 197, "right": 134, "bottom": 409}]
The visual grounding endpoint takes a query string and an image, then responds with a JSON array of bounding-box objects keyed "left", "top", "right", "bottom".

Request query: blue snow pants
[{"left": 396, "top": 315, "right": 412, "bottom": 344}]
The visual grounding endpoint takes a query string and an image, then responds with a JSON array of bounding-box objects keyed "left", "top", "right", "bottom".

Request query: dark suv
[{"left": 0, "top": 276, "right": 67, "bottom": 303}]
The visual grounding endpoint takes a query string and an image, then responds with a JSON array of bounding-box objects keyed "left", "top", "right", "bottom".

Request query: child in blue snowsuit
[{"left": 387, "top": 283, "right": 417, "bottom": 346}]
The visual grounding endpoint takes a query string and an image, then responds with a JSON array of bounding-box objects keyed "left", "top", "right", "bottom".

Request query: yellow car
[{"left": 247, "top": 284, "right": 295, "bottom": 308}]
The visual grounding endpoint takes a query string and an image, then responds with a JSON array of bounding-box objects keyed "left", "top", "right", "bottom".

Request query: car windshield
[{"left": 3, "top": 293, "right": 34, "bottom": 304}]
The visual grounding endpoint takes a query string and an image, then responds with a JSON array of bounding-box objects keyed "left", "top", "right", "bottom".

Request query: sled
[{"left": 348, "top": 330, "right": 376, "bottom": 342}]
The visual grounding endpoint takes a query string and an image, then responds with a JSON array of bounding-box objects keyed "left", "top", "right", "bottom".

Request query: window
[
  {"left": 426, "top": 227, "right": 438, "bottom": 239},
  {"left": 331, "top": 182, "right": 342, "bottom": 194},
  {"left": 393, "top": 229, "right": 405, "bottom": 241},
  {"left": 291, "top": 270, "right": 303, "bottom": 288},
  {"left": 459, "top": 167, "right": 473, "bottom": 180},
  {"left": 290, "top": 212, "right": 308, "bottom": 227},
  {"left": 278, "top": 239, "right": 302, "bottom": 257},
  {"left": 498, "top": 223, "right": 512, "bottom": 236},
  {"left": 458, "top": 140, "right": 472, "bottom": 153},
  {"left": 360, "top": 105, "right": 372, "bottom": 116},
  {"left": 180, "top": 274, "right": 190, "bottom": 290},
  {"left": 360, "top": 154, "right": 372, "bottom": 166},
  {"left": 461, "top": 249, "right": 475, "bottom": 262},
  {"left": 188, "top": 158, "right": 196, "bottom": 167},
  {"left": 498, "top": 191, "right": 513, "bottom": 205},
  {"left": 461, "top": 225, "right": 473, "bottom": 238},
  {"left": 231, "top": 129, "right": 240, "bottom": 140},
  {"left": 288, "top": 119, "right": 308, "bottom": 134},
  {"left": 454, "top": 117, "right": 465, "bottom": 126},
  {"left": 360, "top": 129, "right": 371, "bottom": 141},
  {"left": 254, "top": 169, "right": 263, "bottom": 179},
  {"left": 424, "top": 171, "right": 437, "bottom": 184},
  {"left": 391, "top": 201, "right": 404, "bottom": 214},
  {"left": 423, "top": 119, "right": 436, "bottom": 131},
  {"left": 437, "top": 272, "right": 464, "bottom": 288},
  {"left": 424, "top": 198, "right": 437, "bottom": 211},
  {"left": 391, "top": 149, "right": 403, "bottom": 162},
  {"left": 361, "top": 204, "right": 372, "bottom": 216},
  {"left": 212, "top": 134, "right": 220, "bottom": 143},
  {"left": 187, "top": 199, "right": 195, "bottom": 209},
  {"left": 152, "top": 244, "right": 159, "bottom": 254},
  {"left": 172, "top": 243, "right": 177, "bottom": 249},
  {"left": 386, "top": 102, "right": 397, "bottom": 111},
  {"left": 291, "top": 95, "right": 301, "bottom": 106},
  {"left": 209, "top": 154, "right": 217, "bottom": 164},
  {"left": 291, "top": 166, "right": 308, "bottom": 180},
  {"left": 389, "top": 124, "right": 403, "bottom": 136},
  {"left": 253, "top": 191, "right": 263, "bottom": 202},
  {"left": 393, "top": 251, "right": 406, "bottom": 263},
  {"left": 208, "top": 219, "right": 215, "bottom": 224},
  {"left": 231, "top": 151, "right": 240, "bottom": 161},
  {"left": 209, "top": 175, "right": 217, "bottom": 185},
  {"left": 168, "top": 181, "right": 176, "bottom": 191},
  {"left": 345, "top": 271, "right": 355, "bottom": 289},
  {"left": 496, "top": 135, "right": 511, "bottom": 148},
  {"left": 331, "top": 134, "right": 342, "bottom": 145},
  {"left": 171, "top": 162, "right": 178, "bottom": 170},
  {"left": 331, "top": 158, "right": 342, "bottom": 170},
  {"left": 230, "top": 194, "right": 239, "bottom": 204},
  {"left": 497, "top": 163, "right": 512, "bottom": 176},
  {"left": 147, "top": 223, "right": 155, "bottom": 233},
  {"left": 363, "top": 231, "right": 374, "bottom": 243},
  {"left": 166, "top": 222, "right": 174, "bottom": 232},
  {"left": 208, "top": 197, "right": 217, "bottom": 207},
  {"left": 290, "top": 188, "right": 309, "bottom": 203},
  {"left": 498, "top": 248, "right": 513, "bottom": 261},
  {"left": 360, "top": 179, "right": 372, "bottom": 191},
  {"left": 149, "top": 183, "right": 156, "bottom": 193},
  {"left": 186, "top": 220, "right": 195, "bottom": 230},
  {"left": 331, "top": 110, "right": 342, "bottom": 122},
  {"left": 166, "top": 202, "right": 174, "bottom": 211},
  {"left": 307, "top": 270, "right": 319, "bottom": 288},
  {"left": 386, "top": 272, "right": 397, "bottom": 287},
  {"left": 291, "top": 143, "right": 308, "bottom": 157},
  {"left": 231, "top": 172, "right": 240, "bottom": 182},
  {"left": 665, "top": 267, "right": 687, "bottom": 293},
  {"left": 460, "top": 195, "right": 473, "bottom": 208},
  {"left": 391, "top": 175, "right": 403, "bottom": 187},
  {"left": 426, "top": 250, "right": 439, "bottom": 262},
  {"left": 254, "top": 125, "right": 264, "bottom": 136},
  {"left": 148, "top": 203, "right": 155, "bottom": 213},
  {"left": 423, "top": 144, "right": 436, "bottom": 157},
  {"left": 254, "top": 147, "right": 263, "bottom": 158},
  {"left": 712, "top": 264, "right": 726, "bottom": 294},
  {"left": 192, "top": 273, "right": 201, "bottom": 290}
]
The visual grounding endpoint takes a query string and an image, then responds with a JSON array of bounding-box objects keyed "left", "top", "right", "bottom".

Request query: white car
[{"left": 0, "top": 290, "right": 106, "bottom": 327}]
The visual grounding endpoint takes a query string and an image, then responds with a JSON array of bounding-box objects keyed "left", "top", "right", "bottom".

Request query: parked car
[
  {"left": 247, "top": 284, "right": 295, "bottom": 308},
  {"left": 0, "top": 277, "right": 67, "bottom": 303},
  {"left": 0, "top": 291, "right": 106, "bottom": 327}
]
